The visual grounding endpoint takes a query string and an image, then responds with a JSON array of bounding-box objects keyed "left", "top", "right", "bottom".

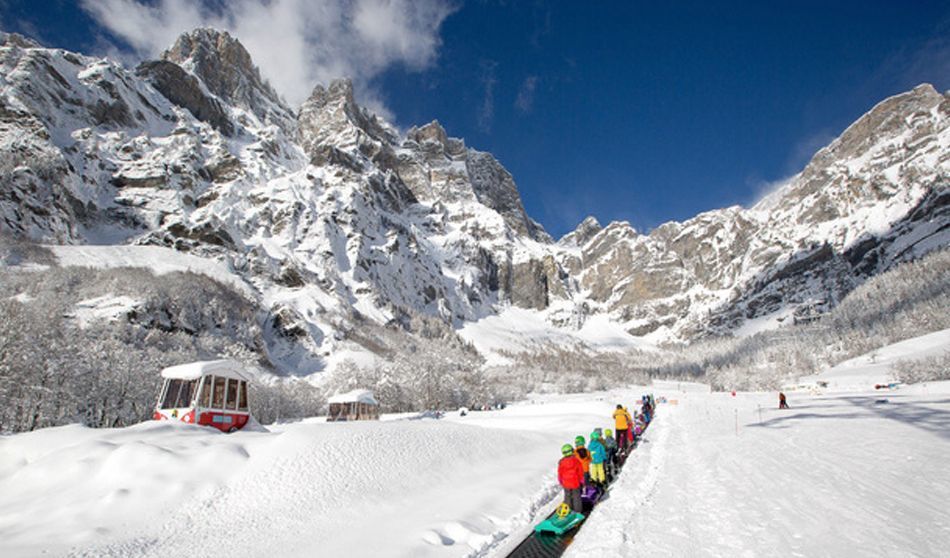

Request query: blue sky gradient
[{"left": 3, "top": 1, "right": 949, "bottom": 238}]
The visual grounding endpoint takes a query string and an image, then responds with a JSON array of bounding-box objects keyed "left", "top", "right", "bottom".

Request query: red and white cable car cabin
[{"left": 154, "top": 360, "right": 252, "bottom": 432}]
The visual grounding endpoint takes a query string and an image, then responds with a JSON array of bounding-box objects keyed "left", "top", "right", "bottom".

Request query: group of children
[{"left": 556, "top": 395, "right": 655, "bottom": 513}]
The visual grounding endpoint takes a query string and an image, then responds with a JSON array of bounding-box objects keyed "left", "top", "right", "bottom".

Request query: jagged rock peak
[
  {"left": 302, "top": 78, "right": 358, "bottom": 113},
  {"left": 408, "top": 120, "right": 448, "bottom": 145},
  {"left": 406, "top": 120, "right": 466, "bottom": 155},
  {"left": 559, "top": 215, "right": 603, "bottom": 247},
  {"left": 812, "top": 82, "right": 946, "bottom": 166},
  {"left": 298, "top": 78, "right": 396, "bottom": 154},
  {"left": 1, "top": 32, "right": 42, "bottom": 49},
  {"left": 161, "top": 28, "right": 292, "bottom": 128}
]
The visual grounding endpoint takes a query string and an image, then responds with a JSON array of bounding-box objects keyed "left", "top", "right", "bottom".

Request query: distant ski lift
[{"left": 154, "top": 359, "right": 253, "bottom": 432}]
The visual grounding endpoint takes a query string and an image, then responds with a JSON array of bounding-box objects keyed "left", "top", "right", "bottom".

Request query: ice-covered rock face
[
  {"left": 1, "top": 26, "right": 948, "bottom": 372},
  {"left": 559, "top": 216, "right": 603, "bottom": 248},
  {"left": 162, "top": 28, "right": 295, "bottom": 132}
]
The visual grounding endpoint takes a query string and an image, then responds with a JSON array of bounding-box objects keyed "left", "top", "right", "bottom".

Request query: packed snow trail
[
  {"left": 567, "top": 385, "right": 950, "bottom": 557},
  {"left": 502, "top": 419, "right": 654, "bottom": 558}
]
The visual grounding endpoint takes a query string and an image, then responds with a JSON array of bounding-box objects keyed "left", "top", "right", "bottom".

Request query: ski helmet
[
  {"left": 605, "top": 429, "right": 613, "bottom": 437},
  {"left": 591, "top": 430, "right": 601, "bottom": 440},
  {"left": 561, "top": 444, "right": 574, "bottom": 456},
  {"left": 574, "top": 435, "right": 585, "bottom": 446}
]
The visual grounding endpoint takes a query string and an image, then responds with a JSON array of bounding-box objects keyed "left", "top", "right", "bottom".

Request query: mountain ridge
[{"left": 1, "top": 28, "right": 947, "bottom": 375}]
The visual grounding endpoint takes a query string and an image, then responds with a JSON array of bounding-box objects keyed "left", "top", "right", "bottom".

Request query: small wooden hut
[{"left": 327, "top": 389, "right": 380, "bottom": 422}]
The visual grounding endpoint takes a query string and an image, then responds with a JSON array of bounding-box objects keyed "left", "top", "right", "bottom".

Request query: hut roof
[{"left": 328, "top": 389, "right": 378, "bottom": 405}]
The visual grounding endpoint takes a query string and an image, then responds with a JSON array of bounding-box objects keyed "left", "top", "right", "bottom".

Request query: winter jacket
[
  {"left": 612, "top": 408, "right": 630, "bottom": 430},
  {"left": 589, "top": 438, "right": 607, "bottom": 464},
  {"left": 603, "top": 436, "right": 617, "bottom": 451},
  {"left": 574, "top": 447, "right": 592, "bottom": 472},
  {"left": 558, "top": 455, "right": 585, "bottom": 489}
]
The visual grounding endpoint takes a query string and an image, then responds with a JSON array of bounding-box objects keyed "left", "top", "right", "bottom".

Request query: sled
[
  {"left": 534, "top": 503, "right": 585, "bottom": 535},
  {"left": 580, "top": 484, "right": 602, "bottom": 505}
]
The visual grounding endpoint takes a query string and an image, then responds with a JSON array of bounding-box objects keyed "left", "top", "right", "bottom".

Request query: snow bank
[
  {"left": 459, "top": 306, "right": 656, "bottom": 365},
  {"left": 799, "top": 328, "right": 950, "bottom": 391},
  {"left": 48, "top": 245, "right": 255, "bottom": 298},
  {"left": 69, "top": 294, "right": 139, "bottom": 328},
  {"left": 0, "top": 389, "right": 645, "bottom": 557}
]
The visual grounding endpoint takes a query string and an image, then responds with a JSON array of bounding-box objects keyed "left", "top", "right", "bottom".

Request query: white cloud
[
  {"left": 515, "top": 75, "right": 538, "bottom": 113},
  {"left": 477, "top": 59, "right": 497, "bottom": 133},
  {"left": 80, "top": 0, "right": 456, "bottom": 115}
]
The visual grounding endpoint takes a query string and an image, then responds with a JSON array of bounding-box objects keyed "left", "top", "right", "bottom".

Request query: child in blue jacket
[{"left": 588, "top": 430, "right": 608, "bottom": 487}]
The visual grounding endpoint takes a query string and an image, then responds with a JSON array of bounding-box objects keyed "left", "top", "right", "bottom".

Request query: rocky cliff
[{"left": 1, "top": 28, "right": 947, "bottom": 373}]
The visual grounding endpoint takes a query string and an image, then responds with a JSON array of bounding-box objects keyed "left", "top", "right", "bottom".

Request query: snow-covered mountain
[
  {"left": 1, "top": 28, "right": 947, "bottom": 374},
  {"left": 557, "top": 83, "right": 949, "bottom": 340}
]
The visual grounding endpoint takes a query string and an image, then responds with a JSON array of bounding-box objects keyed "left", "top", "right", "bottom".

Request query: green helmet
[
  {"left": 561, "top": 444, "right": 574, "bottom": 456},
  {"left": 605, "top": 429, "right": 613, "bottom": 437},
  {"left": 574, "top": 435, "right": 585, "bottom": 446},
  {"left": 591, "top": 430, "right": 601, "bottom": 440}
]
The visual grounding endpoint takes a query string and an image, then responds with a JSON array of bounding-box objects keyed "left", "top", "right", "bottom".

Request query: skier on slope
[
  {"left": 574, "top": 435, "right": 593, "bottom": 485},
  {"left": 557, "top": 444, "right": 585, "bottom": 513},
  {"left": 588, "top": 431, "right": 608, "bottom": 488},
  {"left": 613, "top": 404, "right": 631, "bottom": 453},
  {"left": 779, "top": 392, "right": 790, "bottom": 409}
]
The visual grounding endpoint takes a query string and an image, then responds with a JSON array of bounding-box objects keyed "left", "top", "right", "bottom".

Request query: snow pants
[
  {"left": 564, "top": 487, "right": 582, "bottom": 513},
  {"left": 616, "top": 429, "right": 628, "bottom": 452},
  {"left": 590, "top": 462, "right": 606, "bottom": 484}
]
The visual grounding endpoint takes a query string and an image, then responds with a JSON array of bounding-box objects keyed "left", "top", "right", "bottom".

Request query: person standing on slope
[
  {"left": 613, "top": 404, "right": 631, "bottom": 453},
  {"left": 588, "top": 430, "right": 608, "bottom": 488},
  {"left": 779, "top": 392, "right": 789, "bottom": 409},
  {"left": 574, "top": 435, "right": 593, "bottom": 486},
  {"left": 558, "top": 444, "right": 585, "bottom": 513},
  {"left": 603, "top": 428, "right": 618, "bottom": 478}
]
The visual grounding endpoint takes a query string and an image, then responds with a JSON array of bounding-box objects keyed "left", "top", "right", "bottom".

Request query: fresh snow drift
[{"left": 0, "top": 393, "right": 630, "bottom": 557}]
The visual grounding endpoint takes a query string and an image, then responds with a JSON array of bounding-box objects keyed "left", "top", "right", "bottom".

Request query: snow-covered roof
[
  {"left": 160, "top": 359, "right": 252, "bottom": 382},
  {"left": 328, "top": 389, "right": 378, "bottom": 405}
]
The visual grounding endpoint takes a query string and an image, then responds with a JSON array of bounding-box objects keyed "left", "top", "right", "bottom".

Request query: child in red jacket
[{"left": 558, "top": 443, "right": 585, "bottom": 513}]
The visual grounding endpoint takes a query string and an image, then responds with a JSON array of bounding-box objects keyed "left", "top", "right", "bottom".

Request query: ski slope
[
  {"left": 568, "top": 368, "right": 950, "bottom": 556},
  {"left": 2, "top": 339, "right": 949, "bottom": 557}
]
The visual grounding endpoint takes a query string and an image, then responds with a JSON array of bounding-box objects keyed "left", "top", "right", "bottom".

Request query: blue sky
[{"left": 3, "top": 1, "right": 949, "bottom": 238}]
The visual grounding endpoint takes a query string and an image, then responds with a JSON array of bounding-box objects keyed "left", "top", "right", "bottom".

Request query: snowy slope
[
  {"left": 797, "top": 328, "right": 950, "bottom": 391},
  {"left": 4, "top": 377, "right": 949, "bottom": 557},
  {"left": 459, "top": 306, "right": 658, "bottom": 365},
  {"left": 568, "top": 383, "right": 950, "bottom": 557},
  {"left": 0, "top": 392, "right": 635, "bottom": 558}
]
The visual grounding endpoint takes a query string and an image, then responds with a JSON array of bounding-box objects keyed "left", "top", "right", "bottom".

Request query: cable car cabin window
[
  {"left": 161, "top": 379, "right": 197, "bottom": 409},
  {"left": 213, "top": 376, "right": 227, "bottom": 409},
  {"left": 199, "top": 376, "right": 213, "bottom": 408},
  {"left": 226, "top": 378, "right": 239, "bottom": 411},
  {"left": 238, "top": 381, "right": 249, "bottom": 411},
  {"left": 160, "top": 379, "right": 181, "bottom": 409},
  {"left": 180, "top": 379, "right": 197, "bottom": 408}
]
